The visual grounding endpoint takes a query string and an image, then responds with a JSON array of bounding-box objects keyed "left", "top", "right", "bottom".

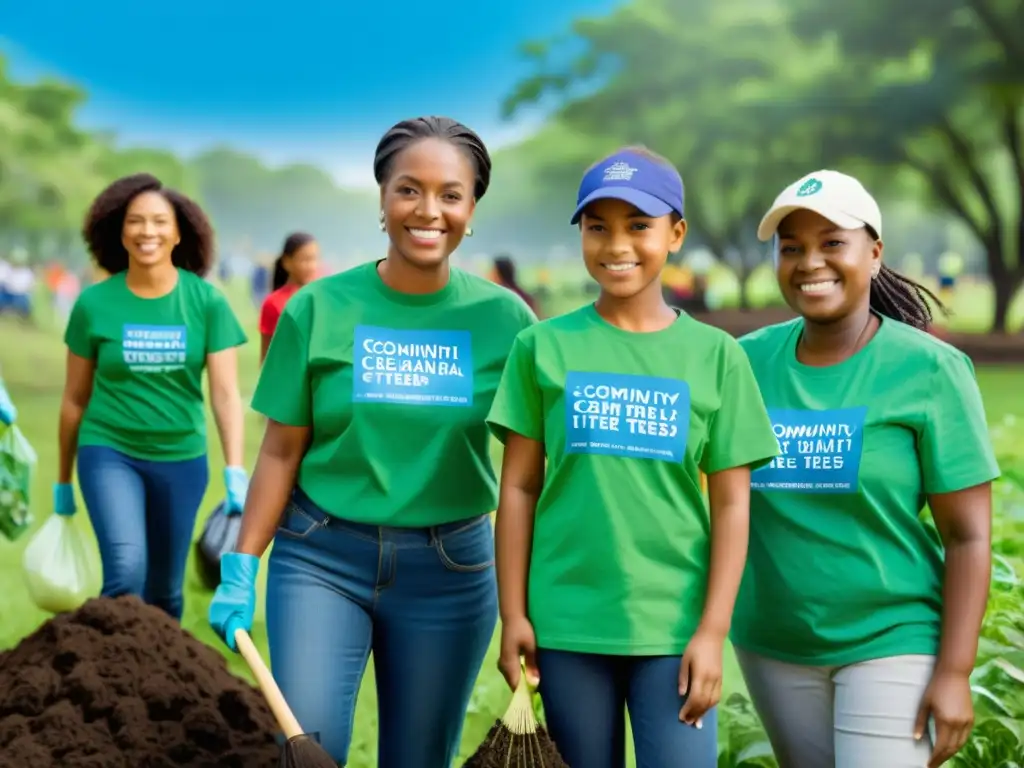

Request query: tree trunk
[
  {"left": 736, "top": 269, "right": 752, "bottom": 310},
  {"left": 991, "top": 272, "right": 1021, "bottom": 334}
]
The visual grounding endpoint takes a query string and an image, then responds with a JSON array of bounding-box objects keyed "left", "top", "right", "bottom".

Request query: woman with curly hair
[{"left": 54, "top": 173, "right": 250, "bottom": 621}]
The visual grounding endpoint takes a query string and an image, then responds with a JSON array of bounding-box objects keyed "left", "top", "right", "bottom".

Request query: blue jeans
[
  {"left": 537, "top": 650, "right": 719, "bottom": 768},
  {"left": 77, "top": 445, "right": 208, "bottom": 620},
  {"left": 266, "top": 488, "right": 498, "bottom": 767}
]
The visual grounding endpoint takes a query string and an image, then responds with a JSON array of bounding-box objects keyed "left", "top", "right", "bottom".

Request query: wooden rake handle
[{"left": 234, "top": 628, "right": 304, "bottom": 740}]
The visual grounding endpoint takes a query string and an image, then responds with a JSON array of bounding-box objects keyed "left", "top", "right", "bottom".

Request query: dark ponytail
[
  {"left": 271, "top": 231, "right": 316, "bottom": 291},
  {"left": 864, "top": 226, "right": 948, "bottom": 330}
]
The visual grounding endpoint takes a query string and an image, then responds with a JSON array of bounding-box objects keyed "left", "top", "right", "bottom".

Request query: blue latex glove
[
  {"left": 0, "top": 381, "right": 16, "bottom": 426},
  {"left": 223, "top": 466, "right": 249, "bottom": 515},
  {"left": 209, "top": 552, "right": 259, "bottom": 652},
  {"left": 53, "top": 483, "right": 76, "bottom": 517}
]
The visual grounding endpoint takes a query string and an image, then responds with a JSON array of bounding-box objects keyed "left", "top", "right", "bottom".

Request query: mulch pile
[{"left": 0, "top": 596, "right": 281, "bottom": 768}]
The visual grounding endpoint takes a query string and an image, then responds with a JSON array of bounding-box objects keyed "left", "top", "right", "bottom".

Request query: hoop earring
[
  {"left": 378, "top": 211, "right": 386, "bottom": 232},
  {"left": 466, "top": 226, "right": 474, "bottom": 238}
]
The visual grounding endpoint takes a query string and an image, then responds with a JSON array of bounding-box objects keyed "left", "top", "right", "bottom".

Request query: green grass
[{"left": 2, "top": 279, "right": 1023, "bottom": 766}]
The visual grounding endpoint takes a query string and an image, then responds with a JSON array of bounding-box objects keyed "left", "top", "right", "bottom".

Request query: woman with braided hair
[
  {"left": 732, "top": 171, "right": 998, "bottom": 768},
  {"left": 208, "top": 116, "right": 536, "bottom": 766}
]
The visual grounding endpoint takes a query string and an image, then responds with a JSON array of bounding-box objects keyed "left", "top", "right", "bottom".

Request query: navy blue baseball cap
[{"left": 570, "top": 149, "right": 685, "bottom": 225}]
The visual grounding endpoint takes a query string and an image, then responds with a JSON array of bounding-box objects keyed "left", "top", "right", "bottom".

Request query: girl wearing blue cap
[
  {"left": 733, "top": 171, "right": 998, "bottom": 768},
  {"left": 487, "top": 145, "right": 779, "bottom": 767}
]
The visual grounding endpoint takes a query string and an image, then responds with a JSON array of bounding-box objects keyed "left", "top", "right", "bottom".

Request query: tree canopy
[{"left": 503, "top": 0, "right": 1024, "bottom": 326}]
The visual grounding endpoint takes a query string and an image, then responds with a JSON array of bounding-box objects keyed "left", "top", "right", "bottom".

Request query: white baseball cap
[{"left": 756, "top": 170, "right": 882, "bottom": 242}]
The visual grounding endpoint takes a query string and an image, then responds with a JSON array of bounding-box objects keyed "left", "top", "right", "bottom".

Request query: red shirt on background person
[{"left": 258, "top": 232, "right": 320, "bottom": 364}]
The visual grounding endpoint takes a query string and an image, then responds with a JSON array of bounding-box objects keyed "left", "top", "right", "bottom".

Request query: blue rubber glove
[
  {"left": 53, "top": 483, "right": 76, "bottom": 517},
  {"left": 223, "top": 466, "right": 249, "bottom": 515},
  {"left": 209, "top": 552, "right": 259, "bottom": 652},
  {"left": 0, "top": 380, "right": 16, "bottom": 426}
]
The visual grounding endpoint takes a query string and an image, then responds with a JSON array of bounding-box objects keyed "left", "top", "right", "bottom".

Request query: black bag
[{"left": 195, "top": 501, "right": 242, "bottom": 590}]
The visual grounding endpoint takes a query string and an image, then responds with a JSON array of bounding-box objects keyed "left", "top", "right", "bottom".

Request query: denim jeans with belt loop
[{"left": 265, "top": 487, "right": 498, "bottom": 767}]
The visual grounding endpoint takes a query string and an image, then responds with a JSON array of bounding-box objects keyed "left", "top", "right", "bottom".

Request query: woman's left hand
[
  {"left": 914, "top": 668, "right": 974, "bottom": 767},
  {"left": 223, "top": 466, "right": 249, "bottom": 515},
  {"left": 678, "top": 626, "right": 724, "bottom": 727}
]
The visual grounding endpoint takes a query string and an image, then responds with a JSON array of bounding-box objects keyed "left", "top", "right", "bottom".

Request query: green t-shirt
[
  {"left": 486, "top": 305, "right": 778, "bottom": 655},
  {"left": 251, "top": 261, "right": 536, "bottom": 527},
  {"left": 65, "top": 269, "right": 248, "bottom": 461},
  {"left": 732, "top": 316, "right": 1000, "bottom": 666}
]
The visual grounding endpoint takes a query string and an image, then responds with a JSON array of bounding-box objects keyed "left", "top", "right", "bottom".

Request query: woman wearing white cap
[{"left": 731, "top": 170, "right": 998, "bottom": 768}]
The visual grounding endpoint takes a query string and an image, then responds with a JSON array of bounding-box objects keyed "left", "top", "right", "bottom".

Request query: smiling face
[
  {"left": 380, "top": 137, "right": 476, "bottom": 270},
  {"left": 775, "top": 209, "right": 882, "bottom": 324},
  {"left": 121, "top": 191, "right": 180, "bottom": 269},
  {"left": 580, "top": 198, "right": 686, "bottom": 301},
  {"left": 285, "top": 240, "right": 320, "bottom": 286}
]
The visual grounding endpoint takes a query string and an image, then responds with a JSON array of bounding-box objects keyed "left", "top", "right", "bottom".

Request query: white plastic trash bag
[{"left": 22, "top": 514, "right": 100, "bottom": 614}]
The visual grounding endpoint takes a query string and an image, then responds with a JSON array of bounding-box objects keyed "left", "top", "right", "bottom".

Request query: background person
[
  {"left": 489, "top": 146, "right": 778, "bottom": 768},
  {"left": 258, "top": 232, "right": 320, "bottom": 364},
  {"left": 3, "top": 249, "right": 35, "bottom": 322},
  {"left": 734, "top": 170, "right": 998, "bottom": 768},
  {"left": 55, "top": 172, "right": 250, "bottom": 621},
  {"left": 491, "top": 253, "right": 539, "bottom": 316}
]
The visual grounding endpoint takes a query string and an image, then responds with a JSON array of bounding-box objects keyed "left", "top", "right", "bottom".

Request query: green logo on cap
[{"left": 797, "top": 178, "right": 822, "bottom": 197}]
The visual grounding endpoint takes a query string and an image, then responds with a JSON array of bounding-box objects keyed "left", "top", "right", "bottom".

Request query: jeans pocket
[
  {"left": 435, "top": 516, "right": 495, "bottom": 573},
  {"left": 276, "top": 500, "right": 328, "bottom": 540}
]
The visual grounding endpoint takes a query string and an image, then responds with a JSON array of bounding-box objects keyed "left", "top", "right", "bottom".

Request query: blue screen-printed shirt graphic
[
  {"left": 751, "top": 407, "right": 868, "bottom": 493},
  {"left": 564, "top": 371, "right": 690, "bottom": 462},
  {"left": 122, "top": 324, "right": 187, "bottom": 373},
  {"left": 353, "top": 325, "right": 473, "bottom": 407}
]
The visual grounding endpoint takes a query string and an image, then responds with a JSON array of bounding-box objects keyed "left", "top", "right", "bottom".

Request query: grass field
[{"left": 1, "top": 274, "right": 1023, "bottom": 766}]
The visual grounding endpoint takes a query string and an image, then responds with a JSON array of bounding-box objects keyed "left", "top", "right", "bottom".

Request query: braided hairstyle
[
  {"left": 864, "top": 226, "right": 948, "bottom": 330},
  {"left": 372, "top": 116, "right": 492, "bottom": 200}
]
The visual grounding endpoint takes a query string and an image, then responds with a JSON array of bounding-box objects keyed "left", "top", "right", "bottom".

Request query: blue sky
[{"left": 2, "top": 0, "right": 619, "bottom": 188}]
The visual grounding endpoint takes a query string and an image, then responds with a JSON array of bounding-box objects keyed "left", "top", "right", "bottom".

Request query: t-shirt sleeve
[
  {"left": 701, "top": 340, "right": 779, "bottom": 474},
  {"left": 251, "top": 307, "right": 312, "bottom": 426},
  {"left": 516, "top": 295, "right": 539, "bottom": 330},
  {"left": 486, "top": 333, "right": 543, "bottom": 443},
  {"left": 258, "top": 295, "right": 279, "bottom": 337},
  {"left": 64, "top": 295, "right": 96, "bottom": 359},
  {"left": 920, "top": 352, "right": 1000, "bottom": 494},
  {"left": 206, "top": 287, "right": 248, "bottom": 353}
]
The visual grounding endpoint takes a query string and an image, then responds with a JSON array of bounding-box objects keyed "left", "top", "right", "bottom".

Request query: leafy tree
[
  {"left": 0, "top": 56, "right": 106, "bottom": 261},
  {"left": 777, "top": 0, "right": 1024, "bottom": 331},
  {"left": 188, "top": 147, "right": 377, "bottom": 260},
  {"left": 502, "top": 0, "right": 816, "bottom": 306},
  {"left": 97, "top": 145, "right": 199, "bottom": 198}
]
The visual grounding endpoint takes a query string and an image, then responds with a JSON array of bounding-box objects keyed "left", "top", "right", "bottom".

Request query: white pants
[{"left": 736, "top": 648, "right": 935, "bottom": 768}]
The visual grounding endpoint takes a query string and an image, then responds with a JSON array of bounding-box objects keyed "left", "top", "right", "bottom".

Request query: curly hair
[
  {"left": 81, "top": 173, "right": 215, "bottom": 277},
  {"left": 373, "top": 116, "right": 492, "bottom": 200}
]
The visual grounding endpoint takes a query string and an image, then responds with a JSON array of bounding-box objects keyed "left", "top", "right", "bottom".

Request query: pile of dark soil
[
  {"left": 0, "top": 596, "right": 281, "bottom": 768},
  {"left": 463, "top": 719, "right": 569, "bottom": 767}
]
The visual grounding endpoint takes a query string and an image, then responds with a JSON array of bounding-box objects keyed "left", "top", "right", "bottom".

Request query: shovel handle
[{"left": 234, "top": 628, "right": 304, "bottom": 739}]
